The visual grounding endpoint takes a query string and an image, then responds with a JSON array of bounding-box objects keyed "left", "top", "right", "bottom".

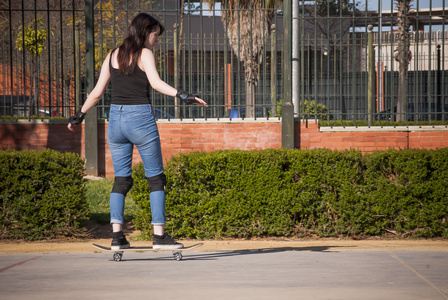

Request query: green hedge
[
  {"left": 130, "top": 148, "right": 448, "bottom": 239},
  {"left": 0, "top": 149, "right": 88, "bottom": 240}
]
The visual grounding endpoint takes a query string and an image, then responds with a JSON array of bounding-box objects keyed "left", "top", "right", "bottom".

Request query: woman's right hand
[
  {"left": 193, "top": 96, "right": 208, "bottom": 107},
  {"left": 176, "top": 89, "right": 208, "bottom": 107}
]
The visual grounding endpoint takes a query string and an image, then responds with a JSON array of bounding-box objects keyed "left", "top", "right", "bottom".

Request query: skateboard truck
[{"left": 112, "top": 250, "right": 182, "bottom": 262}]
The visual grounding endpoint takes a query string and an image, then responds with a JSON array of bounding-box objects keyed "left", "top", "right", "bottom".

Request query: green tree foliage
[
  {"left": 15, "top": 15, "right": 49, "bottom": 119},
  {"left": 67, "top": 0, "right": 126, "bottom": 71},
  {"left": 300, "top": 99, "right": 332, "bottom": 120},
  {"left": 274, "top": 99, "right": 332, "bottom": 120},
  {"left": 15, "top": 16, "right": 48, "bottom": 57}
]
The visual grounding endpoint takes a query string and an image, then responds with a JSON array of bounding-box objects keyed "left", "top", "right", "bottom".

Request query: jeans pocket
[
  {"left": 107, "top": 115, "right": 118, "bottom": 141},
  {"left": 125, "top": 116, "right": 158, "bottom": 143}
]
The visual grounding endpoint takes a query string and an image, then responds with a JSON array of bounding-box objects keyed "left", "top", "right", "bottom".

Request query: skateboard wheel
[
  {"left": 173, "top": 252, "right": 182, "bottom": 261},
  {"left": 113, "top": 252, "right": 123, "bottom": 262}
]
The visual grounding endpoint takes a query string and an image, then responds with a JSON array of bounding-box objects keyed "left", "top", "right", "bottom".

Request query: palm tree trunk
[
  {"left": 394, "top": 0, "right": 412, "bottom": 123},
  {"left": 396, "top": 63, "right": 407, "bottom": 122}
]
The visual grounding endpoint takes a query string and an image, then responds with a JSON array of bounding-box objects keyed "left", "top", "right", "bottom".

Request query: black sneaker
[
  {"left": 111, "top": 232, "right": 130, "bottom": 250},
  {"left": 153, "top": 233, "right": 183, "bottom": 249}
]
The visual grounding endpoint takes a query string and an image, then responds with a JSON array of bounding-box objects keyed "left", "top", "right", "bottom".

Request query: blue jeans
[{"left": 107, "top": 104, "right": 165, "bottom": 225}]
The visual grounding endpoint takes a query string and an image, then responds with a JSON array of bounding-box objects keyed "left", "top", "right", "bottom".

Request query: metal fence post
[
  {"left": 270, "top": 24, "right": 277, "bottom": 117},
  {"left": 75, "top": 23, "right": 80, "bottom": 111},
  {"left": 84, "top": 0, "right": 98, "bottom": 176},
  {"left": 282, "top": 0, "right": 294, "bottom": 149},
  {"left": 174, "top": 23, "right": 179, "bottom": 119},
  {"left": 292, "top": 0, "right": 299, "bottom": 117},
  {"left": 367, "top": 24, "right": 375, "bottom": 126}
]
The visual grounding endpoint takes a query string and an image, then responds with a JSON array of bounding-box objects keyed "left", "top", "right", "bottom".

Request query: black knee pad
[
  {"left": 146, "top": 173, "right": 166, "bottom": 192},
  {"left": 111, "top": 176, "right": 134, "bottom": 196}
]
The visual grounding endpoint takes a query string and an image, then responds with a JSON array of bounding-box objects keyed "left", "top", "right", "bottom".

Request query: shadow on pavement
[{"left": 115, "top": 245, "right": 352, "bottom": 262}]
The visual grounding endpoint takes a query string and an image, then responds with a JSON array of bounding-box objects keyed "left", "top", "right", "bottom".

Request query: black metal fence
[{"left": 1, "top": 0, "right": 447, "bottom": 124}]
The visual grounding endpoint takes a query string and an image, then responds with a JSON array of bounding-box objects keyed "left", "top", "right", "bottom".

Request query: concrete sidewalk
[{"left": 0, "top": 242, "right": 447, "bottom": 300}]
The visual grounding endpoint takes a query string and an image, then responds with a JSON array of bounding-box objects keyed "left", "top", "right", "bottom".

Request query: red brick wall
[
  {"left": 1, "top": 119, "right": 447, "bottom": 178},
  {"left": 296, "top": 120, "right": 448, "bottom": 152},
  {"left": 0, "top": 119, "right": 282, "bottom": 178},
  {"left": 158, "top": 121, "right": 282, "bottom": 162}
]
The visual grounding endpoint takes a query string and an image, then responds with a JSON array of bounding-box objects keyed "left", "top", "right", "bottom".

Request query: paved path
[{"left": 1, "top": 247, "right": 447, "bottom": 300}]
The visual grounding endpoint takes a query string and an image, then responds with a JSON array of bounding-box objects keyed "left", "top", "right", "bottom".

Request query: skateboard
[{"left": 92, "top": 242, "right": 204, "bottom": 262}]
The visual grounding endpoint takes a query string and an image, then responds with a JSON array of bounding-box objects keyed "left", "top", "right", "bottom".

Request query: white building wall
[{"left": 374, "top": 31, "right": 448, "bottom": 72}]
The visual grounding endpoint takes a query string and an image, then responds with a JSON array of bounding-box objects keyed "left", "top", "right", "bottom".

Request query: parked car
[
  {"left": 0, "top": 95, "right": 30, "bottom": 117},
  {"left": 38, "top": 109, "right": 59, "bottom": 117},
  {"left": 408, "top": 102, "right": 448, "bottom": 121}
]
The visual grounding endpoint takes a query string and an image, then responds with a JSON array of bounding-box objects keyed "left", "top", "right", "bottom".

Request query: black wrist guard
[
  {"left": 69, "top": 110, "right": 86, "bottom": 125},
  {"left": 176, "top": 89, "right": 198, "bottom": 105}
]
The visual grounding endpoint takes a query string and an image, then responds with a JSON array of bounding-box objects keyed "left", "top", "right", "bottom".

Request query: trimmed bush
[
  {"left": 0, "top": 149, "right": 88, "bottom": 240},
  {"left": 361, "top": 149, "right": 448, "bottom": 237},
  {"left": 130, "top": 148, "right": 448, "bottom": 239}
]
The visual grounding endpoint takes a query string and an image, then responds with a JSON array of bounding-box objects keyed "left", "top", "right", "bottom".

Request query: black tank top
[{"left": 109, "top": 49, "right": 151, "bottom": 105}]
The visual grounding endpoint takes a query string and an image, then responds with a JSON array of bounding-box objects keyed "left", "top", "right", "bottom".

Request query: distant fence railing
[{"left": 1, "top": 1, "right": 446, "bottom": 125}]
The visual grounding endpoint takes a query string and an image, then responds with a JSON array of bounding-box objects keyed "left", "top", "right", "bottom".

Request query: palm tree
[
  {"left": 394, "top": 0, "right": 412, "bottom": 122},
  {"left": 203, "top": 0, "right": 279, "bottom": 118}
]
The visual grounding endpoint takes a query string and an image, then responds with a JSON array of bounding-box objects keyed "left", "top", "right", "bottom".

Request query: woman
[{"left": 68, "top": 13, "right": 207, "bottom": 250}]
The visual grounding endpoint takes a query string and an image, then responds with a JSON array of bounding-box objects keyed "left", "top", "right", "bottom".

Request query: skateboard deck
[{"left": 92, "top": 242, "right": 203, "bottom": 262}]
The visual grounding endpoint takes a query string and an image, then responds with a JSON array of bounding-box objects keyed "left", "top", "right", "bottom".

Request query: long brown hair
[{"left": 117, "top": 13, "right": 164, "bottom": 74}]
